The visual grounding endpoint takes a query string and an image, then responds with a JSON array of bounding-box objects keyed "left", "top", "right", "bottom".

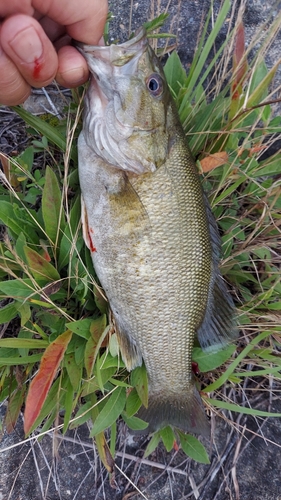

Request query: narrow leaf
[
  {"left": 42, "top": 166, "right": 64, "bottom": 243},
  {"left": 84, "top": 335, "right": 97, "bottom": 378},
  {"left": 144, "top": 432, "right": 161, "bottom": 458},
  {"left": 204, "top": 330, "right": 270, "bottom": 392},
  {"left": 131, "top": 364, "right": 149, "bottom": 408},
  {"left": 0, "top": 338, "right": 48, "bottom": 349},
  {"left": 24, "top": 330, "right": 72, "bottom": 435},
  {"left": 90, "top": 387, "right": 126, "bottom": 437},
  {"left": 126, "top": 388, "right": 142, "bottom": 417},
  {"left": 192, "top": 345, "right": 236, "bottom": 372},
  {"left": 178, "top": 431, "right": 210, "bottom": 464},
  {"left": 12, "top": 106, "right": 77, "bottom": 162},
  {"left": 5, "top": 387, "right": 26, "bottom": 433},
  {"left": 122, "top": 412, "right": 148, "bottom": 431},
  {"left": 95, "top": 431, "right": 115, "bottom": 473},
  {"left": 24, "top": 245, "right": 60, "bottom": 282},
  {"left": 205, "top": 397, "right": 281, "bottom": 417},
  {"left": 160, "top": 426, "right": 175, "bottom": 452},
  {"left": 0, "top": 302, "right": 19, "bottom": 324},
  {"left": 0, "top": 353, "right": 42, "bottom": 365}
]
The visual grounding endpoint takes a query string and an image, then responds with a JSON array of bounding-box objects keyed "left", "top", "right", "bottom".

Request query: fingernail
[{"left": 9, "top": 27, "right": 43, "bottom": 63}]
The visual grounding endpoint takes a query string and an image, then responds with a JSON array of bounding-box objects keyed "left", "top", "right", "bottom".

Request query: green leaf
[
  {"left": 64, "top": 353, "right": 82, "bottom": 391},
  {"left": 0, "top": 338, "right": 48, "bottom": 349},
  {"left": 160, "top": 426, "right": 175, "bottom": 452},
  {"left": 90, "top": 387, "right": 126, "bottom": 436},
  {"left": 93, "top": 285, "right": 108, "bottom": 314},
  {"left": 42, "top": 166, "right": 65, "bottom": 243},
  {"left": 179, "top": 0, "right": 231, "bottom": 110},
  {"left": 126, "top": 388, "right": 142, "bottom": 417},
  {"left": 63, "top": 378, "right": 74, "bottom": 433},
  {"left": 58, "top": 196, "right": 82, "bottom": 270},
  {"left": 84, "top": 335, "right": 97, "bottom": 378},
  {"left": 5, "top": 386, "right": 26, "bottom": 433},
  {"left": 0, "top": 301, "right": 19, "bottom": 324},
  {"left": 192, "top": 345, "right": 236, "bottom": 372},
  {"left": 247, "top": 59, "right": 280, "bottom": 108},
  {"left": 144, "top": 431, "right": 161, "bottom": 458},
  {"left": 0, "top": 275, "right": 28, "bottom": 299},
  {"left": 70, "top": 401, "right": 93, "bottom": 429},
  {"left": 0, "top": 353, "right": 42, "bottom": 365},
  {"left": 205, "top": 397, "right": 281, "bottom": 417},
  {"left": 130, "top": 364, "right": 149, "bottom": 408},
  {"left": 109, "top": 333, "right": 119, "bottom": 358},
  {"left": 24, "top": 245, "right": 60, "bottom": 282},
  {"left": 12, "top": 106, "right": 77, "bottom": 162},
  {"left": 178, "top": 431, "right": 210, "bottom": 464},
  {"left": 0, "top": 201, "right": 32, "bottom": 240},
  {"left": 122, "top": 412, "right": 148, "bottom": 431},
  {"left": 143, "top": 12, "right": 169, "bottom": 33},
  {"left": 164, "top": 51, "right": 187, "bottom": 96},
  {"left": 66, "top": 318, "right": 92, "bottom": 339},
  {"left": 204, "top": 330, "right": 271, "bottom": 393}
]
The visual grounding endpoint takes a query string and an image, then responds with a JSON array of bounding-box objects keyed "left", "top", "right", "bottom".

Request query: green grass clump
[{"left": 0, "top": 0, "right": 281, "bottom": 469}]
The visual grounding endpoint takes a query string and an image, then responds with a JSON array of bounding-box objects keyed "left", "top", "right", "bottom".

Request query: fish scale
[{"left": 77, "top": 28, "right": 237, "bottom": 436}]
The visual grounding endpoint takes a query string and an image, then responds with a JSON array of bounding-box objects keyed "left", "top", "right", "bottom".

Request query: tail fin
[{"left": 136, "top": 382, "right": 210, "bottom": 437}]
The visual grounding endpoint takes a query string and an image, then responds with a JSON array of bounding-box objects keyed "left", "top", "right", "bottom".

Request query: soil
[{"left": 1, "top": 1, "right": 281, "bottom": 499}]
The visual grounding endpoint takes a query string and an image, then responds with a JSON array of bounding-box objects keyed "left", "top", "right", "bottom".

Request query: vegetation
[{"left": 0, "top": 0, "right": 280, "bottom": 475}]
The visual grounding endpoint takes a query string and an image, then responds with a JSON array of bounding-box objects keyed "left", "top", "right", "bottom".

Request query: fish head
[{"left": 76, "top": 29, "right": 171, "bottom": 175}]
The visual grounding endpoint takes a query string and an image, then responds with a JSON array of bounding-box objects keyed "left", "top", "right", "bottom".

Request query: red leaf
[
  {"left": 24, "top": 330, "right": 72, "bottom": 435},
  {"left": 200, "top": 152, "right": 229, "bottom": 172}
]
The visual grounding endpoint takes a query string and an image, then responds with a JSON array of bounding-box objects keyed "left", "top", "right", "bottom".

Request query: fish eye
[{"left": 146, "top": 73, "right": 163, "bottom": 97}]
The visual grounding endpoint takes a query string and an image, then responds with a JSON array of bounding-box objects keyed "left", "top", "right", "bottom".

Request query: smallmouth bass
[{"left": 77, "top": 28, "right": 237, "bottom": 436}]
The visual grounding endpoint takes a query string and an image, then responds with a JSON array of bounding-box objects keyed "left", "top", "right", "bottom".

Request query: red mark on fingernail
[{"left": 33, "top": 58, "right": 42, "bottom": 79}]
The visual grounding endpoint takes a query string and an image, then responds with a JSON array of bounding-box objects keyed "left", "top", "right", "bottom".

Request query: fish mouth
[{"left": 74, "top": 27, "right": 147, "bottom": 67}]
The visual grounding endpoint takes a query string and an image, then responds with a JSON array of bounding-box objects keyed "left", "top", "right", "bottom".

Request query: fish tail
[{"left": 136, "top": 381, "right": 210, "bottom": 437}]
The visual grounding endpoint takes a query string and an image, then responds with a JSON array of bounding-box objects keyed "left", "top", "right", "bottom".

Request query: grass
[{"left": 0, "top": 0, "right": 281, "bottom": 498}]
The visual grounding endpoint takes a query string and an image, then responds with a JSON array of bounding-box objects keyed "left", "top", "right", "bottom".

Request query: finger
[
  {"left": 0, "top": 44, "right": 30, "bottom": 105},
  {"left": 0, "top": 0, "right": 34, "bottom": 17},
  {"left": 0, "top": 14, "right": 58, "bottom": 88},
  {"left": 56, "top": 45, "right": 89, "bottom": 88},
  {"left": 32, "top": 0, "right": 108, "bottom": 44},
  {"left": 38, "top": 16, "right": 65, "bottom": 42}
]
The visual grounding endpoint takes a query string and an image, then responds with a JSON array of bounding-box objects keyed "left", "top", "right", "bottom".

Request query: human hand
[{"left": 0, "top": 0, "right": 108, "bottom": 105}]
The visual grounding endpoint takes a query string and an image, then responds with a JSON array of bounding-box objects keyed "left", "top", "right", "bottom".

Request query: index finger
[{"left": 32, "top": 0, "right": 108, "bottom": 44}]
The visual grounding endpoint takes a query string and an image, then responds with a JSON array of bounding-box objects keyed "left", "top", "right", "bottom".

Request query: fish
[{"left": 76, "top": 28, "right": 237, "bottom": 437}]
